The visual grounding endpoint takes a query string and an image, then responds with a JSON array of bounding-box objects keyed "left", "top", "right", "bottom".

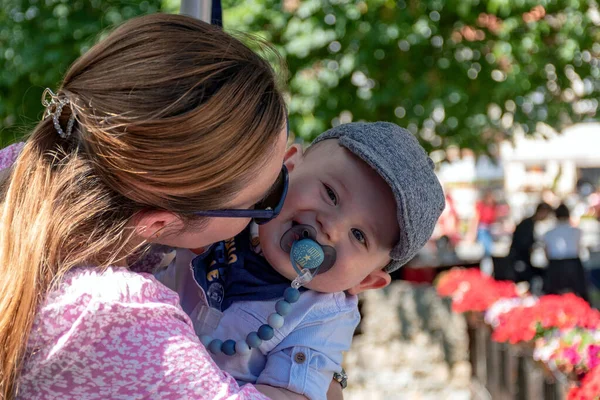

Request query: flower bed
[{"left": 436, "top": 267, "right": 600, "bottom": 399}]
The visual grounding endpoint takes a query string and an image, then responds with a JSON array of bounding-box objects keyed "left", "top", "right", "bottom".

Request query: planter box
[{"left": 468, "top": 324, "right": 571, "bottom": 399}]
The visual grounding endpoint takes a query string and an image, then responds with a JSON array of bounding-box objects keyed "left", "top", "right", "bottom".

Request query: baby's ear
[
  {"left": 347, "top": 269, "right": 391, "bottom": 295},
  {"left": 283, "top": 144, "right": 303, "bottom": 173}
]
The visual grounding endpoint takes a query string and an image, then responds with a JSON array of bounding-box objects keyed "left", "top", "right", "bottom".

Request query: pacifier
[{"left": 280, "top": 224, "right": 336, "bottom": 288}]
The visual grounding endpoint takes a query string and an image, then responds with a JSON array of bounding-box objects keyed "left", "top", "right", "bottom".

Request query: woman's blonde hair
[{"left": 0, "top": 13, "right": 286, "bottom": 398}]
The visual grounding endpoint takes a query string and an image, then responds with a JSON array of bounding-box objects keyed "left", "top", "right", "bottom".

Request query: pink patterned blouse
[
  {"left": 1, "top": 144, "right": 267, "bottom": 399},
  {"left": 18, "top": 268, "right": 267, "bottom": 399}
]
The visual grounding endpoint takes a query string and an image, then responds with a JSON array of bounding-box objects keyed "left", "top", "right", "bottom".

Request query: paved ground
[{"left": 343, "top": 281, "right": 472, "bottom": 400}]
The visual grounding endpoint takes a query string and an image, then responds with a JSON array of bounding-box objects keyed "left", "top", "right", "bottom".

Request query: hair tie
[{"left": 42, "top": 88, "right": 76, "bottom": 139}]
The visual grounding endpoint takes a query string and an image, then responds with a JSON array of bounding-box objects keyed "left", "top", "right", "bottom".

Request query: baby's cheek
[
  {"left": 289, "top": 186, "right": 321, "bottom": 208},
  {"left": 306, "top": 268, "right": 349, "bottom": 293},
  {"left": 273, "top": 259, "right": 296, "bottom": 281}
]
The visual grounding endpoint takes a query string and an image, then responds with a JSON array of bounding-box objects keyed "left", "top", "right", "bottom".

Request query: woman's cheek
[{"left": 198, "top": 217, "right": 251, "bottom": 245}]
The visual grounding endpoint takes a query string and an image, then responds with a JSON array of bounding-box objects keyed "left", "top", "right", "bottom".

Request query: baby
[{"left": 156, "top": 122, "right": 445, "bottom": 399}]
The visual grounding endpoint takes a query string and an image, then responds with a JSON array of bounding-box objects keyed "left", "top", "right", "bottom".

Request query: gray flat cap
[{"left": 312, "top": 122, "right": 445, "bottom": 272}]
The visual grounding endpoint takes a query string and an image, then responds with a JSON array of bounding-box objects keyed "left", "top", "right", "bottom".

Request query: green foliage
[
  {"left": 0, "top": 0, "right": 169, "bottom": 146},
  {"left": 222, "top": 0, "right": 600, "bottom": 151},
  {"left": 1, "top": 0, "right": 598, "bottom": 151}
]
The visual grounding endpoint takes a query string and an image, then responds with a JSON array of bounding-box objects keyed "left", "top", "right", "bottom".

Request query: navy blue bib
[{"left": 191, "top": 228, "right": 302, "bottom": 311}]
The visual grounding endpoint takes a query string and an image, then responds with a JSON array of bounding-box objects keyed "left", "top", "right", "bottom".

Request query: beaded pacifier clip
[{"left": 200, "top": 224, "right": 336, "bottom": 356}]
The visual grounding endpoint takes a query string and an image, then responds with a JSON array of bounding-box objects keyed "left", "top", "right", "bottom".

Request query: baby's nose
[{"left": 317, "top": 214, "right": 343, "bottom": 244}]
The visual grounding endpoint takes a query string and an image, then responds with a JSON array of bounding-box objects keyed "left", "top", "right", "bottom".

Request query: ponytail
[{"left": 0, "top": 123, "right": 137, "bottom": 398}]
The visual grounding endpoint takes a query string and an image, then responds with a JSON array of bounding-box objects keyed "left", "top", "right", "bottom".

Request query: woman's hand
[
  {"left": 254, "top": 380, "right": 343, "bottom": 400},
  {"left": 255, "top": 384, "right": 308, "bottom": 400}
]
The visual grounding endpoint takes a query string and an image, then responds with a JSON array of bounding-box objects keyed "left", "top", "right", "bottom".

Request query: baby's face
[{"left": 259, "top": 139, "right": 399, "bottom": 294}]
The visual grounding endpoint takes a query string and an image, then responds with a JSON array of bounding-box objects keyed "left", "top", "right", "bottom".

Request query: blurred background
[{"left": 1, "top": 0, "right": 599, "bottom": 398}]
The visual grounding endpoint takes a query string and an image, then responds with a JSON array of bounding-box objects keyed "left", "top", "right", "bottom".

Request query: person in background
[
  {"left": 435, "top": 192, "right": 460, "bottom": 246},
  {"left": 507, "top": 202, "right": 553, "bottom": 285},
  {"left": 469, "top": 190, "right": 498, "bottom": 259},
  {"left": 541, "top": 188, "right": 561, "bottom": 209},
  {"left": 543, "top": 204, "right": 589, "bottom": 302}
]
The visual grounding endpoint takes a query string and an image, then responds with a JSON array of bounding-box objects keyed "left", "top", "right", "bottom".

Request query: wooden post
[
  {"left": 486, "top": 331, "right": 500, "bottom": 397},
  {"left": 543, "top": 379, "right": 557, "bottom": 400},
  {"left": 525, "top": 357, "right": 544, "bottom": 399},
  {"left": 475, "top": 325, "right": 488, "bottom": 383},
  {"left": 516, "top": 354, "right": 527, "bottom": 400},
  {"left": 505, "top": 343, "right": 519, "bottom": 398},
  {"left": 498, "top": 342, "right": 508, "bottom": 396},
  {"left": 468, "top": 324, "right": 477, "bottom": 377},
  {"left": 465, "top": 314, "right": 575, "bottom": 399}
]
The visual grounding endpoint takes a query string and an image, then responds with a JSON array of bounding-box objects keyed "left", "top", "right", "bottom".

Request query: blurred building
[
  {"left": 501, "top": 122, "right": 600, "bottom": 219},
  {"left": 438, "top": 123, "right": 599, "bottom": 219},
  {"left": 434, "top": 122, "right": 600, "bottom": 261}
]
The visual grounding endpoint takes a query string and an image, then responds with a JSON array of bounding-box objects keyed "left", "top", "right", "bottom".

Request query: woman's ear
[
  {"left": 283, "top": 144, "right": 304, "bottom": 173},
  {"left": 133, "top": 210, "right": 183, "bottom": 240}
]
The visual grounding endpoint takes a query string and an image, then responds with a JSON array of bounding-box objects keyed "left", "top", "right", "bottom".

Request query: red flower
[
  {"left": 452, "top": 279, "right": 518, "bottom": 313},
  {"left": 436, "top": 268, "right": 518, "bottom": 314},
  {"left": 568, "top": 365, "right": 600, "bottom": 400},
  {"left": 436, "top": 268, "right": 484, "bottom": 297},
  {"left": 492, "top": 306, "right": 538, "bottom": 344},
  {"left": 493, "top": 294, "right": 600, "bottom": 345}
]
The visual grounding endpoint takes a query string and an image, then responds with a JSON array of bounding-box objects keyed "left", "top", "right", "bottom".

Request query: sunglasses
[{"left": 194, "top": 165, "right": 289, "bottom": 225}]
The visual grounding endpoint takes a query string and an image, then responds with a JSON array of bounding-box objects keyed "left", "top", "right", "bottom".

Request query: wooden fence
[{"left": 468, "top": 323, "right": 570, "bottom": 399}]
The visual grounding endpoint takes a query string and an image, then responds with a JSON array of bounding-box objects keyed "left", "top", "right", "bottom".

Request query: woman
[
  {"left": 0, "top": 14, "right": 299, "bottom": 399},
  {"left": 543, "top": 204, "right": 589, "bottom": 302}
]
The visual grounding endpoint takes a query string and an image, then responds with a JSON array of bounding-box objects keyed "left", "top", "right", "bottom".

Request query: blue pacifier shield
[
  {"left": 280, "top": 224, "right": 337, "bottom": 280},
  {"left": 290, "top": 239, "right": 325, "bottom": 273}
]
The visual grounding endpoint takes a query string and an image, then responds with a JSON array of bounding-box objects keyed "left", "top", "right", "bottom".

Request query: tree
[
  {"left": 223, "top": 0, "right": 599, "bottom": 151},
  {"left": 0, "top": 0, "right": 176, "bottom": 146},
  {"left": 2, "top": 1, "right": 598, "bottom": 151}
]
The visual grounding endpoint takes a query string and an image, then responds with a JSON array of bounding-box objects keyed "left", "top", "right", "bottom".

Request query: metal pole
[{"left": 180, "top": 0, "right": 212, "bottom": 23}]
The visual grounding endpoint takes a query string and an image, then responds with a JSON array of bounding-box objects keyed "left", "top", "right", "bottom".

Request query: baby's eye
[
  {"left": 324, "top": 184, "right": 338, "bottom": 206},
  {"left": 351, "top": 228, "right": 367, "bottom": 246}
]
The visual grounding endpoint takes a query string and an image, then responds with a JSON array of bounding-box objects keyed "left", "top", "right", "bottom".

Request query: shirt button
[{"left": 294, "top": 352, "right": 306, "bottom": 364}]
